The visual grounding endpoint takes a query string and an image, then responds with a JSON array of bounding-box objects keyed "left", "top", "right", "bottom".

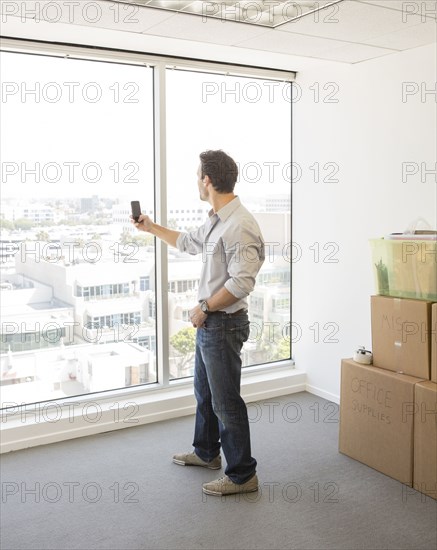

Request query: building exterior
[
  {"left": 1, "top": 204, "right": 291, "bottom": 404},
  {"left": 0, "top": 273, "right": 74, "bottom": 354},
  {"left": 0, "top": 341, "right": 152, "bottom": 408},
  {"left": 111, "top": 204, "right": 209, "bottom": 233}
]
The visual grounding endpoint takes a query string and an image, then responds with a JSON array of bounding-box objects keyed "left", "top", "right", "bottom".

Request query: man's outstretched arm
[{"left": 133, "top": 214, "right": 180, "bottom": 248}]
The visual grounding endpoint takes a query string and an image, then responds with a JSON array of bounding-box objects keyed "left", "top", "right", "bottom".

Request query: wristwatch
[{"left": 200, "top": 300, "right": 210, "bottom": 314}]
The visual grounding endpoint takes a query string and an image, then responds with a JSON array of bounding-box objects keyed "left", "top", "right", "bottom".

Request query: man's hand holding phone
[
  {"left": 132, "top": 213, "right": 154, "bottom": 232},
  {"left": 131, "top": 199, "right": 180, "bottom": 248},
  {"left": 130, "top": 200, "right": 153, "bottom": 232}
]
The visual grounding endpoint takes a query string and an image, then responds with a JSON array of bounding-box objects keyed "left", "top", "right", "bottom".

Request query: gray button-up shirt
[{"left": 176, "top": 196, "right": 265, "bottom": 313}]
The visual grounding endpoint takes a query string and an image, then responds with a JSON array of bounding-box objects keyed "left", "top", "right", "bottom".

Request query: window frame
[{"left": 0, "top": 38, "right": 295, "bottom": 410}]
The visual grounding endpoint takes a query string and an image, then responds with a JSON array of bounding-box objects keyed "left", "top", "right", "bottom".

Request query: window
[
  {"left": 0, "top": 49, "right": 156, "bottom": 407},
  {"left": 140, "top": 276, "right": 150, "bottom": 291},
  {"left": 166, "top": 69, "right": 291, "bottom": 375},
  {"left": 148, "top": 301, "right": 156, "bottom": 319},
  {"left": 272, "top": 297, "right": 290, "bottom": 311},
  {"left": 0, "top": 44, "right": 293, "bottom": 409},
  {"left": 133, "top": 335, "right": 156, "bottom": 352},
  {"left": 182, "top": 310, "right": 191, "bottom": 322}
]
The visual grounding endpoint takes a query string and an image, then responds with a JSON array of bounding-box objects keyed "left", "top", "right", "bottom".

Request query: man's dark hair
[{"left": 199, "top": 150, "right": 238, "bottom": 194}]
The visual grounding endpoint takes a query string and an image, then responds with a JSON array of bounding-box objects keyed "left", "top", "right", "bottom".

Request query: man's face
[{"left": 197, "top": 164, "right": 209, "bottom": 202}]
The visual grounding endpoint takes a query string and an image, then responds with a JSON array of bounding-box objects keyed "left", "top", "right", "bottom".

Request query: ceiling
[{"left": 1, "top": 0, "right": 436, "bottom": 63}]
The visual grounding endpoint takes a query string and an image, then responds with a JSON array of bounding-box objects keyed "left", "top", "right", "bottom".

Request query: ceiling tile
[
  {"left": 234, "top": 29, "right": 355, "bottom": 56},
  {"left": 319, "top": 41, "right": 397, "bottom": 61},
  {"left": 357, "top": 0, "right": 437, "bottom": 20},
  {"left": 278, "top": 0, "right": 425, "bottom": 41},
  {"left": 362, "top": 17, "right": 437, "bottom": 49},
  {"left": 34, "top": 1, "right": 174, "bottom": 32},
  {"left": 143, "top": 11, "right": 269, "bottom": 45}
]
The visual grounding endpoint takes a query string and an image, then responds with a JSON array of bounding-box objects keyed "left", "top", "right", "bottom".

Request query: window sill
[{"left": 0, "top": 362, "right": 305, "bottom": 453}]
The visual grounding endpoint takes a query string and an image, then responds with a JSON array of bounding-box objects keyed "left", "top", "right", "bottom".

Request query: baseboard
[{"left": 305, "top": 384, "right": 339, "bottom": 404}]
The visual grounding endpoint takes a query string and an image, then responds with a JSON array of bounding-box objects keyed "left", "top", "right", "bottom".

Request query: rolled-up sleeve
[
  {"left": 176, "top": 225, "right": 206, "bottom": 255},
  {"left": 224, "top": 226, "right": 265, "bottom": 299}
]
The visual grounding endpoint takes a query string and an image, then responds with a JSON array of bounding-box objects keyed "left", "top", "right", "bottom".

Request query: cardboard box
[
  {"left": 413, "top": 381, "right": 437, "bottom": 499},
  {"left": 339, "top": 358, "right": 425, "bottom": 485},
  {"left": 432, "top": 304, "right": 437, "bottom": 383},
  {"left": 371, "top": 295, "right": 433, "bottom": 379}
]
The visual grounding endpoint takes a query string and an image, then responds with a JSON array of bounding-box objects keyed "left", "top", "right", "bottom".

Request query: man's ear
[{"left": 203, "top": 175, "right": 211, "bottom": 186}]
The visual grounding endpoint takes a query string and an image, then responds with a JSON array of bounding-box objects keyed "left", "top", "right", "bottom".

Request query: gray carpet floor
[{"left": 1, "top": 391, "right": 436, "bottom": 550}]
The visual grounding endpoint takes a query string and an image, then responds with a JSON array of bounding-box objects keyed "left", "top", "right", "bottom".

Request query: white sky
[{"left": 0, "top": 51, "right": 291, "bottom": 212}]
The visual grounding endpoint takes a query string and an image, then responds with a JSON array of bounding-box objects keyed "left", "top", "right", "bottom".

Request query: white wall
[{"left": 293, "top": 43, "right": 436, "bottom": 401}]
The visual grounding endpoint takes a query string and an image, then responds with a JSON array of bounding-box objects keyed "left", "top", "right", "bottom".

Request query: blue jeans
[{"left": 193, "top": 311, "right": 257, "bottom": 484}]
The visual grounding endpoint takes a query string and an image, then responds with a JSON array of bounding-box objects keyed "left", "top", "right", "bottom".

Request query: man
[{"left": 133, "top": 150, "right": 265, "bottom": 496}]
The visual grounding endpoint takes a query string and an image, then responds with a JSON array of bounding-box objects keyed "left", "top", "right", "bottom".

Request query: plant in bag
[{"left": 375, "top": 258, "right": 389, "bottom": 295}]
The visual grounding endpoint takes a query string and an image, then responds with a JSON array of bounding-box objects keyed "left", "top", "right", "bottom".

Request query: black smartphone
[{"left": 131, "top": 201, "right": 141, "bottom": 222}]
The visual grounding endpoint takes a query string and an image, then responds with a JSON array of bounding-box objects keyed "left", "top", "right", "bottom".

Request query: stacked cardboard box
[
  {"left": 370, "top": 296, "right": 433, "bottom": 379},
  {"left": 413, "top": 381, "right": 437, "bottom": 499},
  {"left": 431, "top": 303, "right": 437, "bottom": 383},
  {"left": 413, "top": 302, "right": 437, "bottom": 499},
  {"left": 339, "top": 297, "right": 437, "bottom": 498}
]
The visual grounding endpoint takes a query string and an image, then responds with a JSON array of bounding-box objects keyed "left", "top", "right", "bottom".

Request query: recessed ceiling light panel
[{"left": 127, "top": 0, "right": 345, "bottom": 28}]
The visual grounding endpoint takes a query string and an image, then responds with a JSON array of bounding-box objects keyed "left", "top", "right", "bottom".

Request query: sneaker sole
[
  {"left": 172, "top": 458, "right": 222, "bottom": 470},
  {"left": 202, "top": 485, "right": 259, "bottom": 496}
]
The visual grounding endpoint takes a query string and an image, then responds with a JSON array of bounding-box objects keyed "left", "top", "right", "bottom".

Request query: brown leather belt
[{"left": 208, "top": 308, "right": 248, "bottom": 317}]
